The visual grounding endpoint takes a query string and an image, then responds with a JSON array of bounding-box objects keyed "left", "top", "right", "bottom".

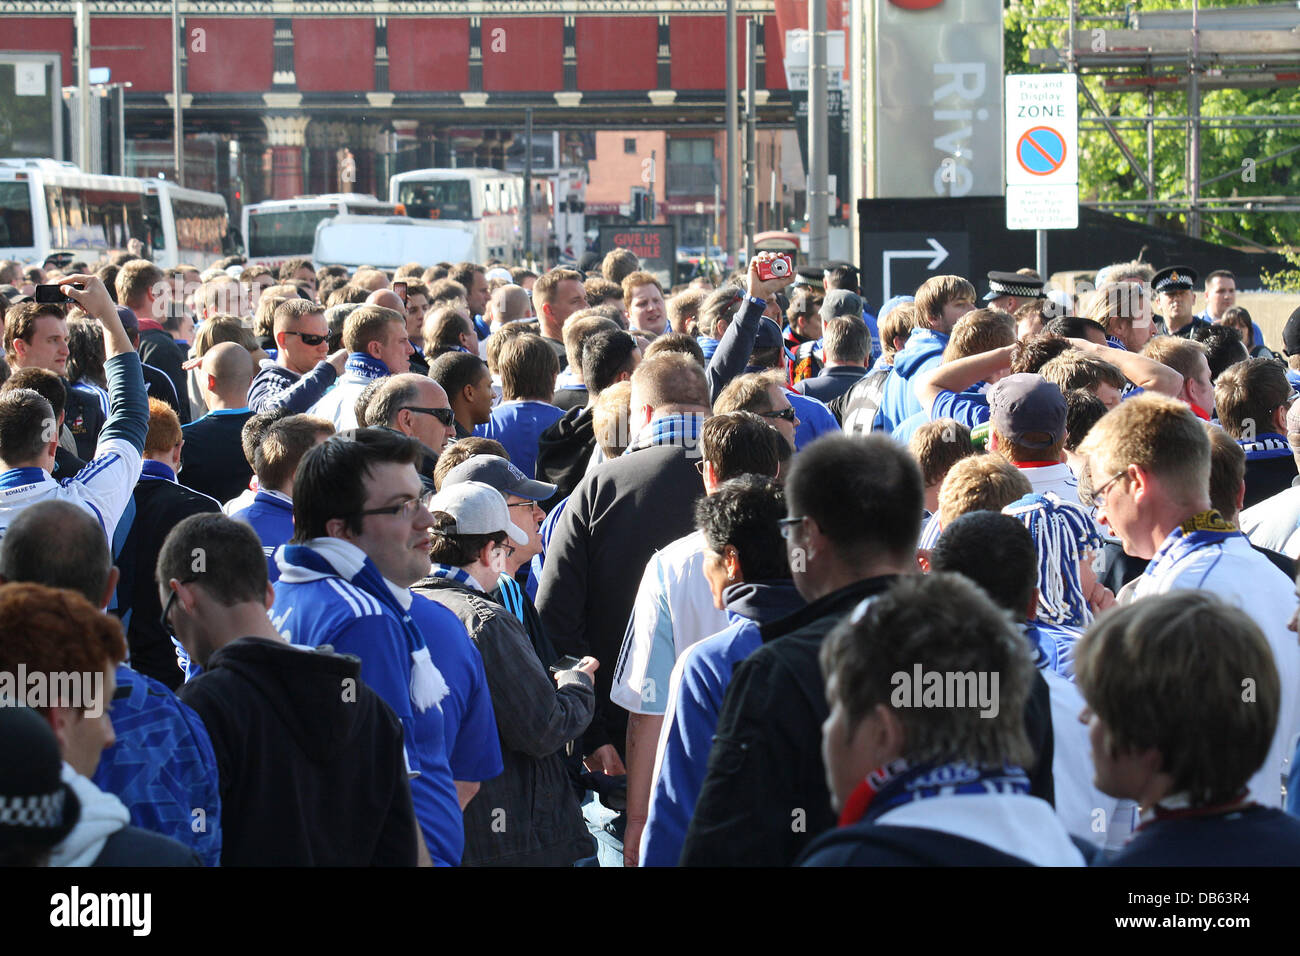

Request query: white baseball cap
[{"left": 428, "top": 480, "right": 528, "bottom": 545}]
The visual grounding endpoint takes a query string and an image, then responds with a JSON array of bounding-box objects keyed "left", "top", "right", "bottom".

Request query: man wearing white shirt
[
  {"left": 612, "top": 411, "right": 784, "bottom": 865},
  {"left": 988, "top": 373, "right": 1080, "bottom": 504},
  {"left": 1080, "top": 394, "right": 1300, "bottom": 808}
]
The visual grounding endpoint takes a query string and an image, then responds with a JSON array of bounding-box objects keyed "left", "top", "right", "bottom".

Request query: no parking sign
[{"left": 1005, "top": 74, "right": 1078, "bottom": 230}]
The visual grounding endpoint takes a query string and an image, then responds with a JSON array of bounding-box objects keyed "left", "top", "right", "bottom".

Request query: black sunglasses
[
  {"left": 402, "top": 406, "right": 456, "bottom": 427},
  {"left": 760, "top": 406, "right": 797, "bottom": 423},
  {"left": 286, "top": 330, "right": 328, "bottom": 346}
]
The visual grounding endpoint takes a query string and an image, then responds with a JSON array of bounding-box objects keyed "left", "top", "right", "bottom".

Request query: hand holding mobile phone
[
  {"left": 34, "top": 284, "right": 75, "bottom": 304},
  {"left": 548, "top": 655, "right": 584, "bottom": 675}
]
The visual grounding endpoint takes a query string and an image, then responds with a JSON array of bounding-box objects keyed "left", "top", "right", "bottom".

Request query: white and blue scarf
[
  {"left": 277, "top": 539, "right": 444, "bottom": 712},
  {"left": 1144, "top": 509, "right": 1241, "bottom": 580},
  {"left": 840, "top": 759, "right": 1031, "bottom": 827},
  {"left": 1003, "top": 491, "right": 1104, "bottom": 627},
  {"left": 344, "top": 351, "right": 392, "bottom": 382},
  {"left": 1238, "top": 433, "right": 1292, "bottom": 461},
  {"left": 426, "top": 562, "right": 484, "bottom": 593},
  {"left": 623, "top": 412, "right": 709, "bottom": 456}
]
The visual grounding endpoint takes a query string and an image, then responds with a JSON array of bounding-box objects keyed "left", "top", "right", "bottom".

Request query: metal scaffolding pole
[
  {"left": 523, "top": 108, "right": 533, "bottom": 264},
  {"left": 172, "top": 0, "right": 184, "bottom": 185},
  {"left": 808, "top": 0, "right": 829, "bottom": 263},
  {"left": 1187, "top": 0, "right": 1202, "bottom": 238},
  {"left": 744, "top": 18, "right": 757, "bottom": 260},
  {"left": 76, "top": 1, "right": 91, "bottom": 171},
  {"left": 725, "top": 0, "right": 739, "bottom": 266}
]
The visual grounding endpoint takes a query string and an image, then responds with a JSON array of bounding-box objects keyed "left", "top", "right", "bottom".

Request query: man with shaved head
[
  {"left": 487, "top": 284, "right": 533, "bottom": 333},
  {"left": 364, "top": 372, "right": 456, "bottom": 493},
  {"left": 180, "top": 341, "right": 257, "bottom": 503},
  {"left": 367, "top": 288, "right": 405, "bottom": 315}
]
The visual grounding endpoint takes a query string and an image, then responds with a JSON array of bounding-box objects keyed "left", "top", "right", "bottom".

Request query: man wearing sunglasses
[
  {"left": 269, "top": 428, "right": 464, "bottom": 866},
  {"left": 714, "top": 370, "right": 800, "bottom": 452},
  {"left": 248, "top": 298, "right": 348, "bottom": 415},
  {"left": 363, "top": 373, "right": 456, "bottom": 494}
]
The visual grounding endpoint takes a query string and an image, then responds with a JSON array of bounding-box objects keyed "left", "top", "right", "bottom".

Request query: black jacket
[
  {"left": 92, "top": 826, "right": 202, "bottom": 867},
  {"left": 534, "top": 405, "right": 595, "bottom": 510},
  {"left": 551, "top": 386, "right": 588, "bottom": 413},
  {"left": 536, "top": 442, "right": 704, "bottom": 757},
  {"left": 53, "top": 444, "right": 84, "bottom": 481},
  {"left": 413, "top": 576, "right": 595, "bottom": 866},
  {"left": 63, "top": 383, "right": 107, "bottom": 461},
  {"left": 796, "top": 366, "right": 868, "bottom": 406},
  {"left": 138, "top": 328, "right": 190, "bottom": 423},
  {"left": 1244, "top": 456, "right": 1299, "bottom": 510},
  {"left": 142, "top": 362, "right": 184, "bottom": 420},
  {"left": 178, "top": 637, "right": 418, "bottom": 866},
  {"left": 113, "top": 473, "right": 221, "bottom": 690},
  {"left": 798, "top": 823, "right": 1036, "bottom": 867},
  {"left": 681, "top": 576, "right": 899, "bottom": 867},
  {"left": 180, "top": 410, "right": 256, "bottom": 505}
]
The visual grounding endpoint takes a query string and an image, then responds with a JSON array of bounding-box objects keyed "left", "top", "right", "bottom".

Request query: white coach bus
[
  {"left": 0, "top": 158, "right": 231, "bottom": 269},
  {"left": 390, "top": 167, "right": 551, "bottom": 266},
  {"left": 242, "top": 193, "right": 398, "bottom": 270}
]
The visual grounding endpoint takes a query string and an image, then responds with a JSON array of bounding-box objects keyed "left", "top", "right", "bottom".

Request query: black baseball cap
[
  {"left": 989, "top": 373, "right": 1066, "bottom": 449},
  {"left": 442, "top": 454, "right": 557, "bottom": 502}
]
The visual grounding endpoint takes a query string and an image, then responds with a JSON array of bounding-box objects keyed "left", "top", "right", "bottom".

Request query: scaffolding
[{"left": 1027, "top": 0, "right": 1300, "bottom": 240}]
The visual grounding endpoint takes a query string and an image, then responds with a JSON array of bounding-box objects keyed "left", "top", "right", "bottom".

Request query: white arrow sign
[{"left": 881, "top": 238, "right": 949, "bottom": 301}]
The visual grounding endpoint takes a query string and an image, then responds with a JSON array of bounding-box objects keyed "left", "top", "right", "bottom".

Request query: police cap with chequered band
[
  {"left": 983, "top": 271, "right": 1046, "bottom": 302},
  {"left": 0, "top": 706, "right": 80, "bottom": 853},
  {"left": 1152, "top": 265, "right": 1198, "bottom": 294}
]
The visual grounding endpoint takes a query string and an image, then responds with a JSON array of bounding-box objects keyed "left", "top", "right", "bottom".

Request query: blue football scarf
[
  {"left": 1003, "top": 492, "right": 1104, "bottom": 627},
  {"left": 280, "top": 543, "right": 444, "bottom": 712},
  {"left": 623, "top": 412, "right": 708, "bottom": 456},
  {"left": 139, "top": 459, "right": 176, "bottom": 483},
  {"left": 345, "top": 351, "right": 392, "bottom": 382},
  {"left": 1144, "top": 509, "right": 1241, "bottom": 580},
  {"left": 1239, "top": 433, "right": 1292, "bottom": 461},
  {"left": 426, "top": 562, "right": 483, "bottom": 593},
  {"left": 839, "top": 760, "right": 1031, "bottom": 828}
]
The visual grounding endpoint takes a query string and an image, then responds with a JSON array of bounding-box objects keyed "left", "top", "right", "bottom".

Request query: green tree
[{"left": 1005, "top": 0, "right": 1300, "bottom": 247}]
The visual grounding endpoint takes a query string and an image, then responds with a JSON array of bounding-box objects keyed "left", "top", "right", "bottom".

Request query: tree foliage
[{"left": 1004, "top": 0, "right": 1300, "bottom": 248}]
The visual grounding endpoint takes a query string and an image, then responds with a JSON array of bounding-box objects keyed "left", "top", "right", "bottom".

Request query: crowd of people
[{"left": 2, "top": 244, "right": 1300, "bottom": 868}]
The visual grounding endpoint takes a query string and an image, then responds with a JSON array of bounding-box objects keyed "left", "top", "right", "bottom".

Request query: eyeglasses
[
  {"left": 159, "top": 578, "right": 199, "bottom": 636},
  {"left": 1089, "top": 469, "right": 1128, "bottom": 511},
  {"left": 498, "top": 543, "right": 517, "bottom": 558},
  {"left": 348, "top": 494, "right": 433, "bottom": 521},
  {"left": 778, "top": 515, "right": 806, "bottom": 540},
  {"left": 694, "top": 459, "right": 710, "bottom": 476},
  {"left": 401, "top": 406, "right": 456, "bottom": 427},
  {"left": 760, "top": 406, "right": 798, "bottom": 424},
  {"left": 285, "top": 330, "right": 329, "bottom": 346},
  {"left": 507, "top": 500, "right": 539, "bottom": 511}
]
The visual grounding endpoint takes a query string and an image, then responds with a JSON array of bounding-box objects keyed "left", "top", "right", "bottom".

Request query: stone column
[{"left": 261, "top": 114, "right": 310, "bottom": 200}]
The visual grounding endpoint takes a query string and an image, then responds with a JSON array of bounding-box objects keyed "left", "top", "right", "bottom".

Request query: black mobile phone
[
  {"left": 34, "top": 284, "right": 73, "bottom": 304},
  {"left": 548, "top": 654, "right": 584, "bottom": 675}
]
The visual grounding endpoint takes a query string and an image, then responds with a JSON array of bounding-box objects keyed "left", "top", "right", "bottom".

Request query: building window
[{"left": 624, "top": 137, "right": 637, "bottom": 154}]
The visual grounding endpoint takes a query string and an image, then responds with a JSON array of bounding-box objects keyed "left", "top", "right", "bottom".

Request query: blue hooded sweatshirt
[{"left": 876, "top": 327, "right": 949, "bottom": 435}]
